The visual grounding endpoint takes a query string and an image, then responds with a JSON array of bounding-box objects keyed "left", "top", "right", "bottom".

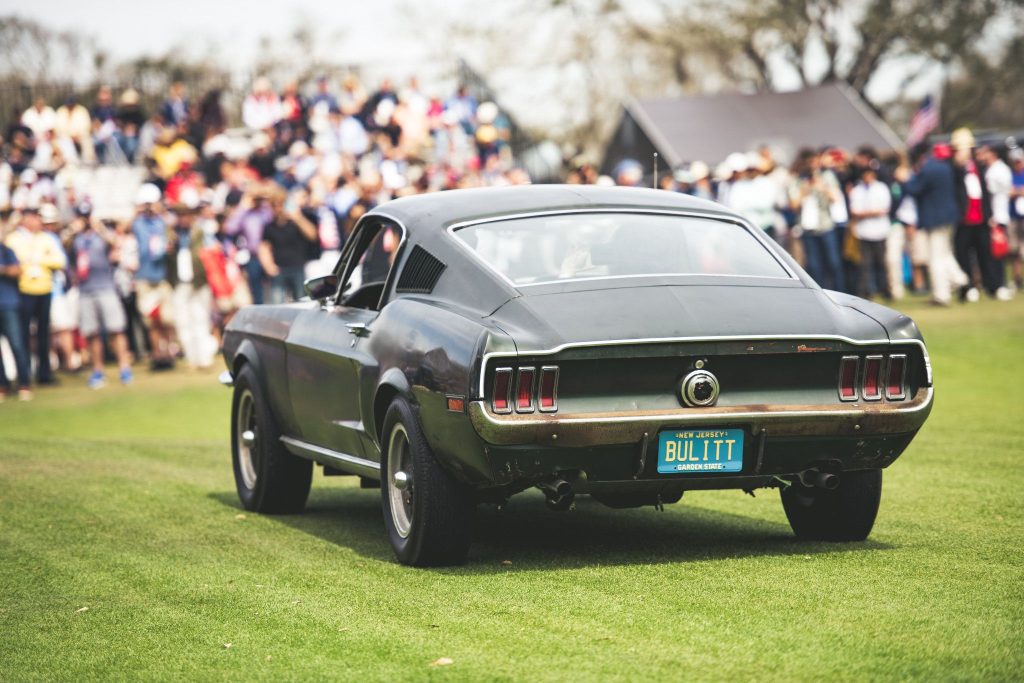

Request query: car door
[{"left": 284, "top": 217, "right": 402, "bottom": 458}]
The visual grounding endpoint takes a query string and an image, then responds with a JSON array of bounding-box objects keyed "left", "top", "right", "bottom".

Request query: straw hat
[{"left": 120, "top": 88, "right": 140, "bottom": 106}]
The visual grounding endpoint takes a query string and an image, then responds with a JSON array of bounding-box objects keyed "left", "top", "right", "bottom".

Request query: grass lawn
[{"left": 1, "top": 297, "right": 1022, "bottom": 681}]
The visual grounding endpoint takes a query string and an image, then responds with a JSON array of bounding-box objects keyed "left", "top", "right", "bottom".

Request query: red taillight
[
  {"left": 492, "top": 368, "right": 512, "bottom": 414},
  {"left": 839, "top": 356, "right": 859, "bottom": 401},
  {"left": 538, "top": 366, "right": 559, "bottom": 412},
  {"left": 886, "top": 354, "right": 906, "bottom": 400},
  {"left": 862, "top": 355, "right": 882, "bottom": 401},
  {"left": 516, "top": 367, "right": 536, "bottom": 412}
]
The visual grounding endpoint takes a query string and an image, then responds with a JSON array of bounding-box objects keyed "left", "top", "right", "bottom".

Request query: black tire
[
  {"left": 231, "top": 364, "right": 312, "bottom": 514},
  {"left": 380, "top": 396, "right": 475, "bottom": 566},
  {"left": 780, "top": 469, "right": 882, "bottom": 541}
]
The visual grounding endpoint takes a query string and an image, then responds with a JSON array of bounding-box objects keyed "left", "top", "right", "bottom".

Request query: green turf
[{"left": 1, "top": 297, "right": 1022, "bottom": 681}]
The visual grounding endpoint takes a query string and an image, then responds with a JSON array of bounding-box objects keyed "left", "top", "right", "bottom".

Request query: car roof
[{"left": 368, "top": 184, "right": 735, "bottom": 231}]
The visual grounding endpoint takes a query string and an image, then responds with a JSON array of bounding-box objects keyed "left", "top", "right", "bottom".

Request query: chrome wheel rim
[
  {"left": 236, "top": 388, "right": 258, "bottom": 490},
  {"left": 387, "top": 423, "right": 413, "bottom": 539}
]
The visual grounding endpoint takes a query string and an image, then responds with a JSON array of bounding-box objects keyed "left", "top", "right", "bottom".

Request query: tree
[{"left": 617, "top": 0, "right": 1019, "bottom": 113}]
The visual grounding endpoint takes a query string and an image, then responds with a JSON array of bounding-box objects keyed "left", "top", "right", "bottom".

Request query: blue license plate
[{"left": 657, "top": 428, "right": 744, "bottom": 474}]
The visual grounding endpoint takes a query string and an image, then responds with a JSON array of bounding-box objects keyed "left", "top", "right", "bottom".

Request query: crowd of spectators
[
  {"left": 0, "top": 75, "right": 527, "bottom": 399},
  {"left": 610, "top": 133, "right": 1022, "bottom": 305},
  {"left": 1, "top": 75, "right": 1022, "bottom": 401}
]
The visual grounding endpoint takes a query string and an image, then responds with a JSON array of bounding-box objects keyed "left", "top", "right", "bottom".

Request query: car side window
[{"left": 335, "top": 219, "right": 402, "bottom": 311}]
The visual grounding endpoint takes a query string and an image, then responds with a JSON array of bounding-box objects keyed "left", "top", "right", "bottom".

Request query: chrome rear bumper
[{"left": 468, "top": 388, "right": 933, "bottom": 447}]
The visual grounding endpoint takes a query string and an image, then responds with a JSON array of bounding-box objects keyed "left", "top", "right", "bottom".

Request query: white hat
[
  {"left": 135, "top": 183, "right": 162, "bottom": 205},
  {"left": 725, "top": 152, "right": 749, "bottom": 174},
  {"left": 19, "top": 168, "right": 38, "bottom": 185},
  {"left": 476, "top": 101, "right": 499, "bottom": 125},
  {"left": 178, "top": 187, "right": 200, "bottom": 210},
  {"left": 688, "top": 160, "right": 709, "bottom": 181},
  {"left": 39, "top": 203, "right": 60, "bottom": 224}
]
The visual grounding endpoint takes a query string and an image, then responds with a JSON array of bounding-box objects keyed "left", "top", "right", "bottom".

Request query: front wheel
[
  {"left": 780, "top": 469, "right": 882, "bottom": 541},
  {"left": 380, "top": 397, "right": 475, "bottom": 566}
]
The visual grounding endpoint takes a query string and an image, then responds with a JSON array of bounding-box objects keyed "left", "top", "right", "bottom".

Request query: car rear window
[{"left": 453, "top": 212, "right": 790, "bottom": 286}]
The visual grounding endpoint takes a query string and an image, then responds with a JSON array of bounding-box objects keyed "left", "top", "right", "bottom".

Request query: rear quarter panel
[{"left": 366, "top": 297, "right": 509, "bottom": 484}]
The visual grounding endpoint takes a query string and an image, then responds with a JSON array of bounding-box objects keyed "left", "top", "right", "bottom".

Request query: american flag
[{"left": 906, "top": 95, "right": 939, "bottom": 147}]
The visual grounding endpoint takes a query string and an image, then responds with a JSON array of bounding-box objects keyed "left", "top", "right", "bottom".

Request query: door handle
[{"left": 346, "top": 322, "right": 369, "bottom": 337}]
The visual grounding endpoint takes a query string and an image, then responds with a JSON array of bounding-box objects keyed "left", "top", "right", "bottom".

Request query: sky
[
  {"left": 2, "top": 0, "right": 950, "bottom": 138},
  {"left": 3, "top": 0, "right": 435, "bottom": 70}
]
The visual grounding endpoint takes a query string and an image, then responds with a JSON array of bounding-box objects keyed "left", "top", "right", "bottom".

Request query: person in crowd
[
  {"left": 1009, "top": 148, "right": 1024, "bottom": 290},
  {"left": 445, "top": 85, "right": 477, "bottom": 134},
  {"left": 21, "top": 97, "right": 56, "bottom": 140},
  {"left": 55, "top": 96, "right": 94, "bottom": 165},
  {"left": 242, "top": 77, "right": 282, "bottom": 131},
  {"left": 5, "top": 203, "right": 67, "bottom": 384},
  {"left": 131, "top": 183, "right": 175, "bottom": 369},
  {"left": 110, "top": 216, "right": 145, "bottom": 361},
  {"left": 47, "top": 205, "right": 80, "bottom": 374},
  {"left": 168, "top": 191, "right": 217, "bottom": 369},
  {"left": 224, "top": 185, "right": 274, "bottom": 305},
  {"left": 115, "top": 89, "right": 146, "bottom": 163},
  {"left": 949, "top": 129, "right": 1002, "bottom": 302},
  {"left": 887, "top": 161, "right": 917, "bottom": 300},
  {"left": 91, "top": 86, "right": 120, "bottom": 163},
  {"left": 0, "top": 228, "right": 32, "bottom": 400},
  {"left": 258, "top": 190, "right": 318, "bottom": 304},
  {"left": 901, "top": 143, "right": 968, "bottom": 305},
  {"left": 977, "top": 144, "right": 1014, "bottom": 300},
  {"left": 198, "top": 89, "right": 227, "bottom": 139},
  {"left": 791, "top": 148, "right": 845, "bottom": 292},
  {"left": 151, "top": 126, "right": 198, "bottom": 180},
  {"left": 849, "top": 162, "right": 892, "bottom": 300},
  {"left": 161, "top": 82, "right": 189, "bottom": 128},
  {"left": 70, "top": 202, "right": 133, "bottom": 388}
]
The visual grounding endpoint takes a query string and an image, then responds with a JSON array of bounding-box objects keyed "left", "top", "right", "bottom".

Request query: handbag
[{"left": 991, "top": 224, "right": 1009, "bottom": 260}]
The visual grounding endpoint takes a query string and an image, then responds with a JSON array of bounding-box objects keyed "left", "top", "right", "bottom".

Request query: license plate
[{"left": 657, "top": 428, "right": 744, "bottom": 474}]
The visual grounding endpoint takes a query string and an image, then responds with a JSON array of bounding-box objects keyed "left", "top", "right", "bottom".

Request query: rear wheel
[
  {"left": 780, "top": 469, "right": 882, "bottom": 541},
  {"left": 231, "top": 364, "right": 312, "bottom": 513},
  {"left": 380, "top": 396, "right": 475, "bottom": 566}
]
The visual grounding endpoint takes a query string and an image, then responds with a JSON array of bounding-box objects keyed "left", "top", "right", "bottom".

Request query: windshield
[{"left": 453, "top": 212, "right": 790, "bottom": 286}]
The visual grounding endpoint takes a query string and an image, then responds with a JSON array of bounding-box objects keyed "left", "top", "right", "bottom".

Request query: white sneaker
[
  {"left": 965, "top": 287, "right": 980, "bottom": 303},
  {"left": 996, "top": 286, "right": 1014, "bottom": 301}
]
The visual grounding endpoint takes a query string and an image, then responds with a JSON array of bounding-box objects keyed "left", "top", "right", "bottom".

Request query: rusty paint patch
[{"left": 796, "top": 344, "right": 830, "bottom": 353}]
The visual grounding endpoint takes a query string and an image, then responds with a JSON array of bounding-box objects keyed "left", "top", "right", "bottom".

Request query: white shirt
[
  {"left": 242, "top": 94, "right": 282, "bottom": 131},
  {"left": 849, "top": 180, "right": 892, "bottom": 241},
  {"left": 985, "top": 159, "right": 1013, "bottom": 226},
  {"left": 21, "top": 106, "right": 56, "bottom": 137}
]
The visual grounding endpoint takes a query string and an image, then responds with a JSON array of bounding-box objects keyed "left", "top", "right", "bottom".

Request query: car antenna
[{"left": 653, "top": 152, "right": 658, "bottom": 188}]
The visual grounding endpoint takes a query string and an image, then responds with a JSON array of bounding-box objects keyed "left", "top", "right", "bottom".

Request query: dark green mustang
[{"left": 221, "top": 185, "right": 933, "bottom": 566}]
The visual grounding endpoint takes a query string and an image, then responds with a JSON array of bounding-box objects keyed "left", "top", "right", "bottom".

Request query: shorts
[
  {"left": 79, "top": 289, "right": 127, "bottom": 338},
  {"left": 1009, "top": 219, "right": 1024, "bottom": 258},
  {"left": 50, "top": 286, "right": 79, "bottom": 332},
  {"left": 909, "top": 229, "right": 929, "bottom": 266},
  {"left": 136, "top": 280, "right": 174, "bottom": 328}
]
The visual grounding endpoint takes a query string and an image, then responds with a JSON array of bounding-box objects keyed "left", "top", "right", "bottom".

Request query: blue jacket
[{"left": 904, "top": 158, "right": 959, "bottom": 230}]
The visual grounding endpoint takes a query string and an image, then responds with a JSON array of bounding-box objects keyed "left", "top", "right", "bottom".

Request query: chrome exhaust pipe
[
  {"left": 538, "top": 479, "right": 574, "bottom": 511},
  {"left": 800, "top": 470, "right": 840, "bottom": 490}
]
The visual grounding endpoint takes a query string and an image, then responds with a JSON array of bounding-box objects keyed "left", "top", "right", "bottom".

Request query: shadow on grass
[{"left": 208, "top": 486, "right": 893, "bottom": 571}]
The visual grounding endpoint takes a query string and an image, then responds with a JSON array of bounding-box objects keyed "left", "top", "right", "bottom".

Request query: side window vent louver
[{"left": 396, "top": 245, "right": 446, "bottom": 294}]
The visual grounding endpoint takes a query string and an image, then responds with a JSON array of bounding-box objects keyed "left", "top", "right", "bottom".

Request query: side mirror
[{"left": 303, "top": 274, "right": 339, "bottom": 301}]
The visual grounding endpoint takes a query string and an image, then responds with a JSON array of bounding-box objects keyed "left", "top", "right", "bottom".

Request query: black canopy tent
[{"left": 601, "top": 83, "right": 903, "bottom": 176}]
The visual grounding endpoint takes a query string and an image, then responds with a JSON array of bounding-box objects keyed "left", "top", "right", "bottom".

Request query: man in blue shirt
[
  {"left": 0, "top": 240, "right": 32, "bottom": 400},
  {"left": 903, "top": 144, "right": 969, "bottom": 305},
  {"left": 131, "top": 184, "right": 175, "bottom": 370}
]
